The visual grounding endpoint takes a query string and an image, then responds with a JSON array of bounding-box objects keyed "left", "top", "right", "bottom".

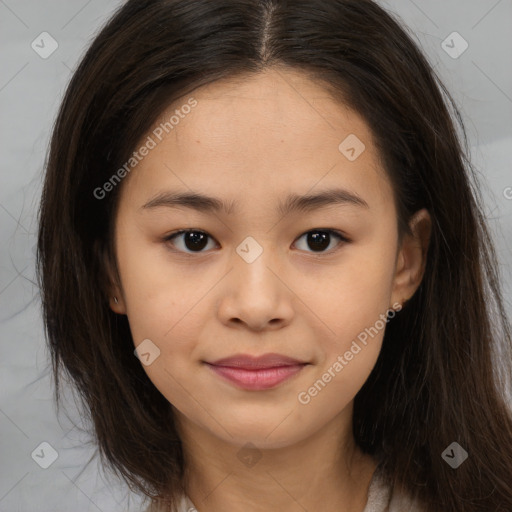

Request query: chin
[{"left": 211, "top": 415, "right": 309, "bottom": 450}]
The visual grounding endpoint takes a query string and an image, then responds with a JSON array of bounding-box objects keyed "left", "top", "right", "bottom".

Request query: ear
[
  {"left": 95, "top": 238, "right": 127, "bottom": 315},
  {"left": 391, "top": 208, "right": 431, "bottom": 308}
]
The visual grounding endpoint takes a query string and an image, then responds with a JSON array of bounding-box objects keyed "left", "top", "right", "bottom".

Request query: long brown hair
[{"left": 37, "top": 0, "right": 512, "bottom": 510}]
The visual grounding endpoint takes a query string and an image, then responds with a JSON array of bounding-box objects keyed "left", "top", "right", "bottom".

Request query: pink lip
[{"left": 205, "top": 353, "right": 308, "bottom": 391}]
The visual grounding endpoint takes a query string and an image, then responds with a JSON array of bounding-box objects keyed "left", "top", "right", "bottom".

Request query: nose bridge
[
  {"left": 233, "top": 233, "right": 279, "bottom": 295},
  {"left": 216, "top": 234, "right": 292, "bottom": 330}
]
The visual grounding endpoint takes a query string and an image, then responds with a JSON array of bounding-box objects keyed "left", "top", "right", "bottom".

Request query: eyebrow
[{"left": 141, "top": 187, "right": 369, "bottom": 216}]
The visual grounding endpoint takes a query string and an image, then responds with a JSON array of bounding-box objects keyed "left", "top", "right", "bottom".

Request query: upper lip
[{"left": 206, "top": 353, "right": 307, "bottom": 369}]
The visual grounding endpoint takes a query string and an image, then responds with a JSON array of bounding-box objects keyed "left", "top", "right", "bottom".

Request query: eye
[
  {"left": 293, "top": 229, "right": 349, "bottom": 253},
  {"left": 164, "top": 230, "right": 218, "bottom": 253}
]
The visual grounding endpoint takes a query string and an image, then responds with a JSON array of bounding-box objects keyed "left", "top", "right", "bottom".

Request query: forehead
[
  {"left": 120, "top": 66, "right": 393, "bottom": 215},
  {"left": 170, "top": 67, "right": 367, "bottom": 151}
]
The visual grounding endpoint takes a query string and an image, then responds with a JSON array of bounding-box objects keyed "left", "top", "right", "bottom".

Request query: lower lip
[{"left": 206, "top": 363, "right": 307, "bottom": 391}]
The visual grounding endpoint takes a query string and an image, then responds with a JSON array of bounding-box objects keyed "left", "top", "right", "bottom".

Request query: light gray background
[{"left": 1, "top": 1, "right": 511, "bottom": 511}]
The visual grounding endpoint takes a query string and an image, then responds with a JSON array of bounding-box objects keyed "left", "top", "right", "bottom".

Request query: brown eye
[
  {"left": 294, "top": 230, "right": 348, "bottom": 253},
  {"left": 165, "top": 230, "right": 217, "bottom": 253}
]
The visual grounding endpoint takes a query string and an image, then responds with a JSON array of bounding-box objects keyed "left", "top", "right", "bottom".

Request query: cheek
[
  {"left": 296, "top": 260, "right": 393, "bottom": 415},
  {"left": 295, "top": 339, "right": 381, "bottom": 423},
  {"left": 115, "top": 229, "right": 199, "bottom": 340},
  {"left": 114, "top": 231, "right": 211, "bottom": 401},
  {"left": 302, "top": 235, "right": 396, "bottom": 402},
  {"left": 309, "top": 243, "right": 397, "bottom": 348}
]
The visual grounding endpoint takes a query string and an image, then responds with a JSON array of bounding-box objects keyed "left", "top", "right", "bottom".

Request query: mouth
[{"left": 204, "top": 353, "right": 309, "bottom": 391}]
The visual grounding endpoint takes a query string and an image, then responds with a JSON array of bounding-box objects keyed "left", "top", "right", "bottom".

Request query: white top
[{"left": 146, "top": 464, "right": 423, "bottom": 511}]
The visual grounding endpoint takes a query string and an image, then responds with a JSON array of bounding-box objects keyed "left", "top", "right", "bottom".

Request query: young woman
[{"left": 37, "top": 0, "right": 512, "bottom": 511}]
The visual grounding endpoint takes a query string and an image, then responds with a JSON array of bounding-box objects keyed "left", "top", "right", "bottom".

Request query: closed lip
[{"left": 206, "top": 353, "right": 308, "bottom": 370}]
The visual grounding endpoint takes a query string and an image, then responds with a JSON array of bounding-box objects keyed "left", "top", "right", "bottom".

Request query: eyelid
[{"left": 163, "top": 228, "right": 350, "bottom": 254}]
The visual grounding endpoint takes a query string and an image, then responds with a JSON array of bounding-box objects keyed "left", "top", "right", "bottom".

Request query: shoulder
[{"left": 364, "top": 464, "right": 426, "bottom": 512}]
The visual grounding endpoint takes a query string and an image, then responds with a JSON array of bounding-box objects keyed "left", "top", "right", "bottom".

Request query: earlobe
[
  {"left": 109, "top": 294, "right": 126, "bottom": 314},
  {"left": 108, "top": 282, "right": 127, "bottom": 314},
  {"left": 95, "top": 238, "right": 127, "bottom": 314},
  {"left": 107, "top": 274, "right": 127, "bottom": 314},
  {"left": 391, "top": 208, "right": 432, "bottom": 306}
]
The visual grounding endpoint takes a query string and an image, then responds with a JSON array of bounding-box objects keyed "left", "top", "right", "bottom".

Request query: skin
[{"left": 108, "top": 66, "right": 431, "bottom": 512}]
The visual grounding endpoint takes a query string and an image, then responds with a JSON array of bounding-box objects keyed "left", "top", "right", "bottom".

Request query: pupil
[
  {"left": 308, "top": 232, "right": 329, "bottom": 251},
  {"left": 185, "top": 232, "right": 208, "bottom": 251}
]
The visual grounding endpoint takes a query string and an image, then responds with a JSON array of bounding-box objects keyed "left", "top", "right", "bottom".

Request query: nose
[{"left": 216, "top": 245, "right": 294, "bottom": 332}]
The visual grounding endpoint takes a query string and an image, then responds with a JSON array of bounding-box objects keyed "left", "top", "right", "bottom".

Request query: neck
[{"left": 177, "top": 411, "right": 378, "bottom": 512}]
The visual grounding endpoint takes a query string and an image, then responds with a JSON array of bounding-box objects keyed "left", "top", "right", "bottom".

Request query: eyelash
[{"left": 162, "top": 228, "right": 350, "bottom": 255}]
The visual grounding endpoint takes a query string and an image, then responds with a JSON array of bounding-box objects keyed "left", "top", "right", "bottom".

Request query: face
[{"left": 109, "top": 66, "right": 426, "bottom": 450}]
